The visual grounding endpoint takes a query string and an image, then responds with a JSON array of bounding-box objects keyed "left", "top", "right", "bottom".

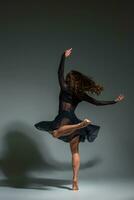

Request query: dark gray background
[{"left": 0, "top": 0, "right": 133, "bottom": 184}]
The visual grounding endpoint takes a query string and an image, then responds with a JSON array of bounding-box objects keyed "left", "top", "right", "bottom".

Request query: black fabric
[
  {"left": 34, "top": 110, "right": 100, "bottom": 143},
  {"left": 34, "top": 52, "right": 116, "bottom": 143}
]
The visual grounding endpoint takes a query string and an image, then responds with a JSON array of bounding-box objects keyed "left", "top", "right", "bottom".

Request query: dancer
[{"left": 34, "top": 48, "right": 124, "bottom": 191}]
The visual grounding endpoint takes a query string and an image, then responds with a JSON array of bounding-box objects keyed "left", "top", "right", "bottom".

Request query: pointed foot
[
  {"left": 72, "top": 180, "right": 79, "bottom": 191},
  {"left": 78, "top": 118, "right": 91, "bottom": 129}
]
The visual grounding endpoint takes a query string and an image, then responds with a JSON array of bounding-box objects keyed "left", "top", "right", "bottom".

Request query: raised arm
[
  {"left": 58, "top": 53, "right": 66, "bottom": 89},
  {"left": 80, "top": 93, "right": 124, "bottom": 106},
  {"left": 58, "top": 48, "right": 72, "bottom": 90}
]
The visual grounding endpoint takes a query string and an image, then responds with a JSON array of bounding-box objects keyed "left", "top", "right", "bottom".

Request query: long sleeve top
[
  {"left": 58, "top": 53, "right": 117, "bottom": 113},
  {"left": 58, "top": 53, "right": 67, "bottom": 90}
]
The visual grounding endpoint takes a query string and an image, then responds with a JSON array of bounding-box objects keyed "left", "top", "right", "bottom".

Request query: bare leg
[
  {"left": 70, "top": 135, "right": 80, "bottom": 191},
  {"left": 52, "top": 118, "right": 91, "bottom": 138}
]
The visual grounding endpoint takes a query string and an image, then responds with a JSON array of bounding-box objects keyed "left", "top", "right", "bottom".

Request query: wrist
[
  {"left": 62, "top": 52, "right": 66, "bottom": 58},
  {"left": 64, "top": 52, "right": 67, "bottom": 58}
]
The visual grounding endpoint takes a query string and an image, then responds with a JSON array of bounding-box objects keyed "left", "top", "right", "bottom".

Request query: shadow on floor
[
  {"left": 0, "top": 121, "right": 102, "bottom": 189},
  {"left": 0, "top": 177, "right": 72, "bottom": 190}
]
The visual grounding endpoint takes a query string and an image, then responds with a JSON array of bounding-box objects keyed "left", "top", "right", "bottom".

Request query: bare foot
[
  {"left": 72, "top": 180, "right": 79, "bottom": 191},
  {"left": 78, "top": 118, "right": 91, "bottom": 129}
]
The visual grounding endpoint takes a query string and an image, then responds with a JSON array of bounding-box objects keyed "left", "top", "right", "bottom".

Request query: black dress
[{"left": 34, "top": 53, "right": 117, "bottom": 143}]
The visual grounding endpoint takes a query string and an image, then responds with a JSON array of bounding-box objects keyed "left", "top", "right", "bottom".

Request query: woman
[{"left": 34, "top": 48, "right": 124, "bottom": 191}]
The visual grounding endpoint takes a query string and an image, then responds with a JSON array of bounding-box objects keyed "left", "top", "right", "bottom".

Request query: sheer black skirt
[{"left": 34, "top": 110, "right": 100, "bottom": 143}]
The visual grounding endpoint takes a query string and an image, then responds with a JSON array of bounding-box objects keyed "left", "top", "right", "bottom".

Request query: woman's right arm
[
  {"left": 58, "top": 48, "right": 72, "bottom": 90},
  {"left": 58, "top": 52, "right": 66, "bottom": 89}
]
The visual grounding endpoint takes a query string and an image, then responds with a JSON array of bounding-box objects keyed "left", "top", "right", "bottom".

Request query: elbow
[
  {"left": 92, "top": 101, "right": 101, "bottom": 106},
  {"left": 90, "top": 102, "right": 98, "bottom": 106},
  {"left": 94, "top": 103, "right": 104, "bottom": 106}
]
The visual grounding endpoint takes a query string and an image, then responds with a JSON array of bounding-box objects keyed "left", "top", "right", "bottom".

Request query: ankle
[
  {"left": 73, "top": 177, "right": 78, "bottom": 182},
  {"left": 78, "top": 122, "right": 83, "bottom": 128}
]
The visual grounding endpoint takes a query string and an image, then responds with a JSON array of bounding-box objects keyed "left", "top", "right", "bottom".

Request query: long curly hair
[{"left": 65, "top": 70, "right": 104, "bottom": 97}]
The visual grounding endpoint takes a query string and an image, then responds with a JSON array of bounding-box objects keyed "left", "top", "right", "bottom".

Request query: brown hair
[{"left": 65, "top": 70, "right": 104, "bottom": 97}]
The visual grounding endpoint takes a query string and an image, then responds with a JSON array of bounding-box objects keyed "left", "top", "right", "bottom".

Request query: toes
[
  {"left": 72, "top": 181, "right": 79, "bottom": 191},
  {"left": 84, "top": 118, "right": 91, "bottom": 123}
]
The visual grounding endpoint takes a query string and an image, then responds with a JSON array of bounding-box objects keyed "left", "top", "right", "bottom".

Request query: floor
[{"left": 0, "top": 174, "right": 134, "bottom": 200}]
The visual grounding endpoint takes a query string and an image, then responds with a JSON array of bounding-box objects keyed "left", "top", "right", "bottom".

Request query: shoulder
[
  {"left": 75, "top": 91, "right": 90, "bottom": 101},
  {"left": 60, "top": 83, "right": 69, "bottom": 92}
]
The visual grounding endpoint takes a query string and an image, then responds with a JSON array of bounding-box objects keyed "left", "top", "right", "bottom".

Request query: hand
[
  {"left": 114, "top": 94, "right": 125, "bottom": 102},
  {"left": 65, "top": 48, "right": 72, "bottom": 57}
]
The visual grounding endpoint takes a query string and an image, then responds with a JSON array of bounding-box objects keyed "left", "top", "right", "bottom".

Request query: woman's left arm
[{"left": 80, "top": 93, "right": 125, "bottom": 106}]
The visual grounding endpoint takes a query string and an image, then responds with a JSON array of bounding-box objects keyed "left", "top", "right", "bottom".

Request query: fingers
[
  {"left": 117, "top": 94, "right": 125, "bottom": 101},
  {"left": 66, "top": 49, "right": 72, "bottom": 54},
  {"left": 65, "top": 48, "right": 72, "bottom": 53},
  {"left": 67, "top": 48, "right": 72, "bottom": 51},
  {"left": 65, "top": 48, "right": 72, "bottom": 57},
  {"left": 119, "top": 94, "right": 125, "bottom": 99}
]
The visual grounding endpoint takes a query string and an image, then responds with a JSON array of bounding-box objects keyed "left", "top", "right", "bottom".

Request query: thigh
[
  {"left": 54, "top": 117, "right": 72, "bottom": 129},
  {"left": 59, "top": 117, "right": 71, "bottom": 126}
]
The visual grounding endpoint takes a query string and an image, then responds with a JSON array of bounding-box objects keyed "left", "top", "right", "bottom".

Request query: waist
[
  {"left": 58, "top": 108, "right": 75, "bottom": 115},
  {"left": 62, "top": 101, "right": 74, "bottom": 110}
]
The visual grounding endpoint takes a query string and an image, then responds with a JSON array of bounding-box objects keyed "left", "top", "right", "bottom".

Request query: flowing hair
[{"left": 65, "top": 70, "right": 104, "bottom": 97}]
